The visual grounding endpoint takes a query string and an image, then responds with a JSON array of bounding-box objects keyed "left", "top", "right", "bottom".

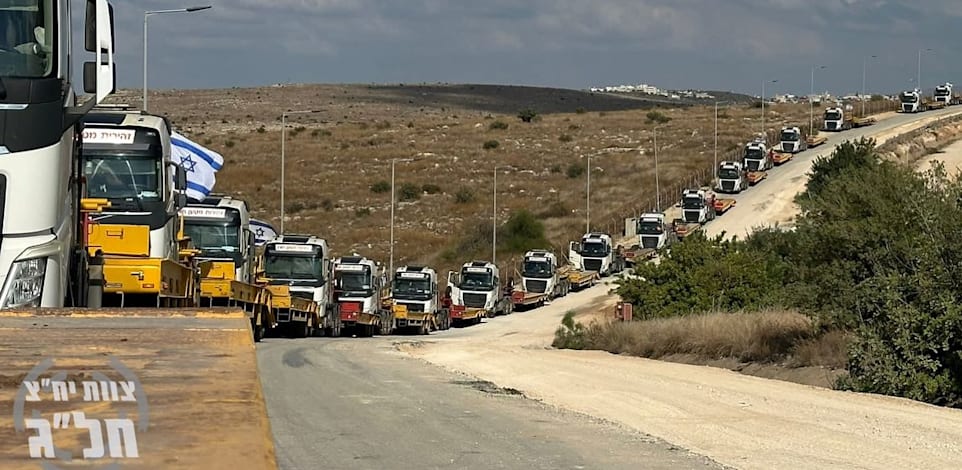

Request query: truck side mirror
[
  {"left": 175, "top": 192, "right": 188, "bottom": 210},
  {"left": 175, "top": 164, "right": 188, "bottom": 191},
  {"left": 84, "top": 0, "right": 116, "bottom": 98}
]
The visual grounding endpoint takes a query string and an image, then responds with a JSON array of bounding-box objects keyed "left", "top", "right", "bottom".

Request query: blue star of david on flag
[{"left": 250, "top": 219, "right": 277, "bottom": 246}]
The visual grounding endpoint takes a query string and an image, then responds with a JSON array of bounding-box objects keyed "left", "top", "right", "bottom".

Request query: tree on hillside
[{"left": 796, "top": 137, "right": 878, "bottom": 204}]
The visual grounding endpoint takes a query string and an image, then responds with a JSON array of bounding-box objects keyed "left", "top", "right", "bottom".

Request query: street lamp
[
  {"left": 810, "top": 65, "right": 826, "bottom": 135},
  {"left": 585, "top": 154, "right": 614, "bottom": 233},
  {"left": 279, "top": 110, "right": 320, "bottom": 233},
  {"left": 862, "top": 55, "right": 877, "bottom": 116},
  {"left": 143, "top": 5, "right": 212, "bottom": 111},
  {"left": 918, "top": 48, "right": 933, "bottom": 93},
  {"left": 714, "top": 101, "right": 730, "bottom": 189},
  {"left": 492, "top": 165, "right": 516, "bottom": 266},
  {"left": 761, "top": 79, "right": 778, "bottom": 144},
  {"left": 653, "top": 125, "right": 664, "bottom": 212},
  {"left": 389, "top": 158, "right": 416, "bottom": 276}
]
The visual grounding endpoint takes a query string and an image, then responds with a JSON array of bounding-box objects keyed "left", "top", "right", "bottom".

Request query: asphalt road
[{"left": 256, "top": 336, "right": 726, "bottom": 470}]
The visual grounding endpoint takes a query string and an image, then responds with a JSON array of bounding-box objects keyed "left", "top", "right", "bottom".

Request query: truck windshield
[
  {"left": 682, "top": 197, "right": 704, "bottom": 209},
  {"left": 522, "top": 260, "right": 552, "bottom": 279},
  {"left": 83, "top": 155, "right": 162, "bottom": 201},
  {"left": 460, "top": 271, "right": 493, "bottom": 290},
  {"left": 718, "top": 168, "right": 739, "bottom": 179},
  {"left": 0, "top": 0, "right": 54, "bottom": 78},
  {"left": 744, "top": 148, "right": 763, "bottom": 159},
  {"left": 264, "top": 255, "right": 324, "bottom": 281},
  {"left": 936, "top": 89, "right": 950, "bottom": 97},
  {"left": 638, "top": 221, "right": 663, "bottom": 235},
  {"left": 780, "top": 131, "right": 798, "bottom": 141},
  {"left": 393, "top": 278, "right": 432, "bottom": 301},
  {"left": 824, "top": 111, "right": 841, "bottom": 120},
  {"left": 899, "top": 94, "right": 917, "bottom": 104},
  {"left": 334, "top": 269, "right": 373, "bottom": 297},
  {"left": 183, "top": 223, "right": 241, "bottom": 260},
  {"left": 581, "top": 241, "right": 608, "bottom": 257}
]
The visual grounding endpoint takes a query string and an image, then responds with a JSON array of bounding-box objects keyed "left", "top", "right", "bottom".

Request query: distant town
[{"left": 586, "top": 81, "right": 908, "bottom": 104}]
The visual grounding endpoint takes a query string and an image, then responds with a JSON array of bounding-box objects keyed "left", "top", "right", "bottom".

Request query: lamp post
[
  {"left": 389, "top": 158, "right": 415, "bottom": 276},
  {"left": 761, "top": 79, "right": 778, "bottom": 144},
  {"left": 810, "top": 65, "right": 826, "bottom": 134},
  {"left": 918, "top": 48, "right": 933, "bottom": 94},
  {"left": 585, "top": 154, "right": 613, "bottom": 232},
  {"left": 714, "top": 101, "right": 730, "bottom": 189},
  {"left": 279, "top": 110, "right": 319, "bottom": 234},
  {"left": 492, "top": 165, "right": 516, "bottom": 266},
  {"left": 143, "top": 5, "right": 212, "bottom": 111},
  {"left": 654, "top": 126, "right": 662, "bottom": 211},
  {"left": 862, "top": 55, "right": 877, "bottom": 116}
]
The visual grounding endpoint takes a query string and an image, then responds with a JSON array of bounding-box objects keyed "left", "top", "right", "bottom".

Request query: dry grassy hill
[{"left": 115, "top": 83, "right": 827, "bottom": 276}]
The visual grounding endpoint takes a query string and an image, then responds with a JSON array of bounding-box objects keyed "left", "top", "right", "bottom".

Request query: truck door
[
  {"left": 446, "top": 271, "right": 461, "bottom": 306},
  {"left": 568, "top": 241, "right": 582, "bottom": 269}
]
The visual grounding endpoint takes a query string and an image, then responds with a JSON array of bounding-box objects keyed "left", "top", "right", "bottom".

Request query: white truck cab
[
  {"left": 934, "top": 83, "right": 953, "bottom": 105},
  {"left": 681, "top": 188, "right": 717, "bottom": 224},
  {"left": 568, "top": 232, "right": 623, "bottom": 276},
  {"left": 181, "top": 194, "right": 255, "bottom": 283},
  {"left": 332, "top": 255, "right": 382, "bottom": 321},
  {"left": 716, "top": 161, "right": 748, "bottom": 193},
  {"left": 262, "top": 234, "right": 330, "bottom": 306},
  {"left": 899, "top": 90, "right": 922, "bottom": 113},
  {"left": 823, "top": 106, "right": 847, "bottom": 129},
  {"left": 520, "top": 250, "right": 568, "bottom": 297},
  {"left": 743, "top": 138, "right": 771, "bottom": 172},
  {"left": 636, "top": 213, "right": 673, "bottom": 250},
  {"left": 392, "top": 265, "right": 439, "bottom": 315},
  {"left": 447, "top": 260, "right": 510, "bottom": 315},
  {"left": 779, "top": 126, "right": 807, "bottom": 153}
]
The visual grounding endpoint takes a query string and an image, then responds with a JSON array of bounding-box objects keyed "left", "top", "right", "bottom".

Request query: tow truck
[
  {"left": 511, "top": 250, "right": 572, "bottom": 309},
  {"left": 717, "top": 160, "right": 749, "bottom": 193},
  {"left": 390, "top": 265, "right": 444, "bottom": 334},
  {"left": 568, "top": 232, "right": 625, "bottom": 278},
  {"left": 447, "top": 260, "right": 512, "bottom": 324},
  {"left": 332, "top": 255, "right": 394, "bottom": 336},
  {"left": 743, "top": 138, "right": 771, "bottom": 184}
]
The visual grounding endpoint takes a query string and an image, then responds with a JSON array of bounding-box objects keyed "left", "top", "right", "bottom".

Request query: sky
[{"left": 71, "top": 0, "right": 962, "bottom": 97}]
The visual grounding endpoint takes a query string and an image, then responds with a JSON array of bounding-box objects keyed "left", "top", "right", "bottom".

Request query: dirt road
[{"left": 400, "top": 106, "right": 962, "bottom": 470}]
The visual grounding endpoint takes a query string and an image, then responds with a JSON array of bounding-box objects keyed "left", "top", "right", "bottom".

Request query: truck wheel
[{"left": 420, "top": 323, "right": 430, "bottom": 335}]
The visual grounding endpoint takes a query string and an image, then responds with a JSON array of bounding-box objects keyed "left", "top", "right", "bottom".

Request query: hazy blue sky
[{"left": 75, "top": 0, "right": 961, "bottom": 96}]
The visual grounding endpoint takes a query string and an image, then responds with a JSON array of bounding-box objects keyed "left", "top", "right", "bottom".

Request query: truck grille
[
  {"left": 525, "top": 280, "right": 547, "bottom": 294},
  {"left": 721, "top": 181, "right": 734, "bottom": 192},
  {"left": 583, "top": 258, "right": 602, "bottom": 272},
  {"left": 641, "top": 236, "right": 659, "bottom": 249},
  {"left": 746, "top": 160, "right": 760, "bottom": 171},
  {"left": 826, "top": 122, "right": 837, "bottom": 130},
  {"left": 397, "top": 302, "right": 424, "bottom": 313},
  {"left": 462, "top": 293, "right": 487, "bottom": 308},
  {"left": 683, "top": 210, "right": 700, "bottom": 223},
  {"left": 782, "top": 143, "right": 794, "bottom": 152},
  {"left": 902, "top": 104, "right": 912, "bottom": 112}
]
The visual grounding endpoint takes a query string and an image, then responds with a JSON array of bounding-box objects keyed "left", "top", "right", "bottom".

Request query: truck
[
  {"left": 635, "top": 212, "right": 676, "bottom": 250},
  {"left": 742, "top": 138, "right": 771, "bottom": 184},
  {"left": 181, "top": 194, "right": 279, "bottom": 341},
  {"left": 259, "top": 234, "right": 342, "bottom": 337},
  {"left": 511, "top": 250, "right": 573, "bottom": 309},
  {"left": 934, "top": 83, "right": 956, "bottom": 105},
  {"left": 390, "top": 265, "right": 444, "bottom": 334},
  {"left": 568, "top": 232, "right": 625, "bottom": 277},
  {"left": 81, "top": 107, "right": 196, "bottom": 308},
  {"left": 779, "top": 126, "right": 826, "bottom": 154},
  {"left": 332, "top": 254, "right": 396, "bottom": 336},
  {"left": 446, "top": 260, "right": 512, "bottom": 324},
  {"left": 823, "top": 106, "right": 876, "bottom": 130},
  {"left": 716, "top": 160, "right": 749, "bottom": 193},
  {"left": 898, "top": 90, "right": 923, "bottom": 113},
  {"left": 681, "top": 188, "right": 717, "bottom": 224}
]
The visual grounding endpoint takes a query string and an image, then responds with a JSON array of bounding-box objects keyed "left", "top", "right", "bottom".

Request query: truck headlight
[{"left": 0, "top": 257, "right": 47, "bottom": 308}]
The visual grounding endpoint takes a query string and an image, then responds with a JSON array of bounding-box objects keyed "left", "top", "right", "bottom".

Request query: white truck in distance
[
  {"left": 681, "top": 189, "right": 717, "bottom": 224},
  {"left": 391, "top": 265, "right": 442, "bottom": 333},
  {"left": 181, "top": 195, "right": 255, "bottom": 284},
  {"left": 743, "top": 138, "right": 772, "bottom": 173},
  {"left": 0, "top": 0, "right": 115, "bottom": 309},
  {"left": 261, "top": 235, "right": 333, "bottom": 331},
  {"left": 636, "top": 213, "right": 676, "bottom": 250},
  {"left": 779, "top": 126, "right": 807, "bottom": 153},
  {"left": 568, "top": 232, "right": 625, "bottom": 277},
  {"left": 519, "top": 251, "right": 571, "bottom": 299},
  {"left": 447, "top": 261, "right": 512, "bottom": 317},
  {"left": 934, "top": 83, "right": 954, "bottom": 105},
  {"left": 717, "top": 161, "right": 749, "bottom": 193},
  {"left": 823, "top": 106, "right": 849, "bottom": 130},
  {"left": 332, "top": 255, "right": 391, "bottom": 336},
  {"left": 899, "top": 90, "right": 922, "bottom": 113}
]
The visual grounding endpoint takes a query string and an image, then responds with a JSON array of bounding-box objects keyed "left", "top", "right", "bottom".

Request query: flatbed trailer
[
  {"left": 565, "top": 269, "right": 600, "bottom": 291},
  {"left": 713, "top": 198, "right": 737, "bottom": 214},
  {"left": 672, "top": 220, "right": 702, "bottom": 239},
  {"left": 853, "top": 115, "right": 878, "bottom": 127},
  {"left": 449, "top": 304, "right": 485, "bottom": 325},
  {"left": 806, "top": 135, "right": 828, "bottom": 147},
  {"left": 771, "top": 151, "right": 793, "bottom": 165},
  {"left": 0, "top": 308, "right": 277, "bottom": 469},
  {"left": 620, "top": 246, "right": 657, "bottom": 268},
  {"left": 263, "top": 285, "right": 337, "bottom": 338},
  {"left": 747, "top": 171, "right": 767, "bottom": 185},
  {"left": 511, "top": 290, "right": 549, "bottom": 309},
  {"left": 196, "top": 260, "right": 278, "bottom": 342},
  {"left": 391, "top": 304, "right": 436, "bottom": 335}
]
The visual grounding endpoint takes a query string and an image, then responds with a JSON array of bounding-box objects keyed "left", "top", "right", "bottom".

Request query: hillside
[{"left": 120, "top": 83, "right": 817, "bottom": 275}]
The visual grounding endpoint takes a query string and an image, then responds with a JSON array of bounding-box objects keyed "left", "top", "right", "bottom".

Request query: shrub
[
  {"left": 422, "top": 183, "right": 442, "bottom": 195},
  {"left": 549, "top": 164, "right": 562, "bottom": 174},
  {"left": 498, "top": 209, "right": 549, "bottom": 252},
  {"left": 256, "top": 126, "right": 266, "bottom": 134},
  {"left": 552, "top": 311, "right": 589, "bottom": 349},
  {"left": 224, "top": 140, "right": 235, "bottom": 148},
  {"left": 518, "top": 108, "right": 538, "bottom": 123},
  {"left": 566, "top": 161, "right": 585, "bottom": 179},
  {"left": 558, "top": 133, "right": 573, "bottom": 143},
  {"left": 645, "top": 110, "right": 671, "bottom": 124},
  {"left": 483, "top": 140, "right": 500, "bottom": 150},
  {"left": 455, "top": 189, "right": 475, "bottom": 204},
  {"left": 370, "top": 180, "right": 391, "bottom": 193},
  {"left": 355, "top": 207, "right": 371, "bottom": 217},
  {"left": 575, "top": 107, "right": 587, "bottom": 114},
  {"left": 320, "top": 199, "right": 334, "bottom": 211},
  {"left": 398, "top": 182, "right": 421, "bottom": 201},
  {"left": 538, "top": 201, "right": 569, "bottom": 219},
  {"left": 489, "top": 120, "right": 509, "bottom": 130}
]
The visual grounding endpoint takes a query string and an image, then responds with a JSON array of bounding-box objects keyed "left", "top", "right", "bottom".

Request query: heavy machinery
[
  {"left": 82, "top": 107, "right": 196, "bottom": 308},
  {"left": 390, "top": 265, "right": 443, "bottom": 334},
  {"left": 511, "top": 250, "right": 572, "bottom": 309},
  {"left": 259, "top": 234, "right": 341, "bottom": 337},
  {"left": 332, "top": 255, "right": 394, "bottom": 336},
  {"left": 0, "top": 2, "right": 279, "bottom": 467},
  {"left": 899, "top": 90, "right": 923, "bottom": 113},
  {"left": 0, "top": 0, "right": 114, "bottom": 310},
  {"left": 568, "top": 232, "right": 625, "bottom": 277},
  {"left": 447, "top": 260, "right": 512, "bottom": 323},
  {"left": 717, "top": 161, "right": 749, "bottom": 193},
  {"left": 743, "top": 137, "right": 771, "bottom": 184},
  {"left": 181, "top": 194, "right": 278, "bottom": 341},
  {"left": 681, "top": 188, "right": 717, "bottom": 224}
]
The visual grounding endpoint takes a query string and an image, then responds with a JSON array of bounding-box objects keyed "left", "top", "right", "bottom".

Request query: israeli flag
[
  {"left": 250, "top": 219, "right": 278, "bottom": 246},
  {"left": 171, "top": 130, "right": 224, "bottom": 201}
]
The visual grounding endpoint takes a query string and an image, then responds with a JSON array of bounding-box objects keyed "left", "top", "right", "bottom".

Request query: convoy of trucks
[{"left": 823, "top": 106, "right": 877, "bottom": 130}]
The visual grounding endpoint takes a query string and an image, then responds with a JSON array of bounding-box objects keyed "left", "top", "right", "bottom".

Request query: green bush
[
  {"left": 518, "top": 108, "right": 539, "bottom": 123},
  {"left": 398, "top": 183, "right": 421, "bottom": 201},
  {"left": 646, "top": 110, "right": 671, "bottom": 124},
  {"left": 455, "top": 189, "right": 475, "bottom": 204},
  {"left": 422, "top": 183, "right": 443, "bottom": 195},
  {"left": 566, "top": 161, "right": 585, "bottom": 179},
  {"left": 552, "top": 311, "right": 588, "bottom": 349},
  {"left": 483, "top": 140, "right": 500, "bottom": 150},
  {"left": 558, "top": 133, "right": 573, "bottom": 143},
  {"left": 489, "top": 120, "right": 509, "bottom": 130},
  {"left": 498, "top": 209, "right": 549, "bottom": 252},
  {"left": 370, "top": 180, "right": 391, "bottom": 193}
]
